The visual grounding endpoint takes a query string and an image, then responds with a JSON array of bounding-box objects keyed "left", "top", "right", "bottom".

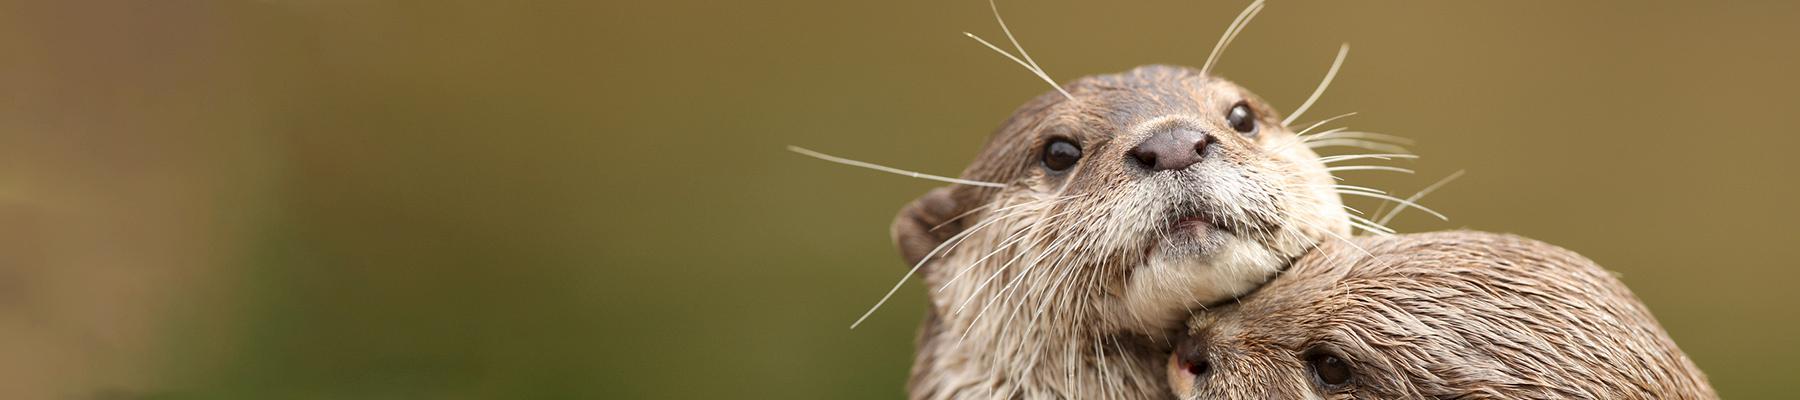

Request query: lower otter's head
[
  {"left": 1167, "top": 231, "right": 1716, "bottom": 399},
  {"left": 896, "top": 64, "right": 1351, "bottom": 340}
]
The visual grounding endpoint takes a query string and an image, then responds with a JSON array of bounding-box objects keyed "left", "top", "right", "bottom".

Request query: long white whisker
[
  {"left": 930, "top": 203, "right": 995, "bottom": 232},
  {"left": 1310, "top": 130, "right": 1416, "bottom": 146},
  {"left": 1337, "top": 190, "right": 1450, "bottom": 221},
  {"left": 1283, "top": 43, "right": 1350, "bottom": 126},
  {"left": 967, "top": 0, "right": 1075, "bottom": 101},
  {"left": 1346, "top": 214, "right": 1396, "bottom": 235},
  {"left": 848, "top": 207, "right": 1002, "bottom": 329},
  {"left": 1324, "top": 165, "right": 1415, "bottom": 174},
  {"left": 1293, "top": 217, "right": 1373, "bottom": 258},
  {"left": 1318, "top": 153, "right": 1418, "bottom": 164},
  {"left": 789, "top": 146, "right": 1006, "bottom": 188},
  {"left": 1270, "top": 119, "right": 1348, "bottom": 154},
  {"left": 1306, "top": 183, "right": 1389, "bottom": 195},
  {"left": 1375, "top": 170, "right": 1465, "bottom": 226},
  {"left": 939, "top": 215, "right": 1039, "bottom": 292},
  {"left": 1201, "top": 0, "right": 1266, "bottom": 76},
  {"left": 848, "top": 198, "right": 1051, "bottom": 329},
  {"left": 1307, "top": 138, "right": 1411, "bottom": 154},
  {"left": 1289, "top": 127, "right": 1348, "bottom": 150},
  {"left": 1294, "top": 112, "right": 1358, "bottom": 136}
]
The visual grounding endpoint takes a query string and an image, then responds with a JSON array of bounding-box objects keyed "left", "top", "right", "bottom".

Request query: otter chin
[
  {"left": 1116, "top": 217, "right": 1286, "bottom": 336},
  {"left": 1168, "top": 231, "right": 1717, "bottom": 400}
]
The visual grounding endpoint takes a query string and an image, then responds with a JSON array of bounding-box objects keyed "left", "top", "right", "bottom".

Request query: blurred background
[{"left": 1, "top": 0, "right": 1796, "bottom": 398}]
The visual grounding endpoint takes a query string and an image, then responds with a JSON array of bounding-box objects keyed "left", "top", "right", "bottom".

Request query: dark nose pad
[
  {"left": 1177, "top": 336, "right": 1212, "bottom": 377},
  {"left": 1130, "top": 128, "right": 1212, "bottom": 171}
]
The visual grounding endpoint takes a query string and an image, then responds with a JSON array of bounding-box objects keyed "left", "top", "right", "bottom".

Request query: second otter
[{"left": 1167, "top": 231, "right": 1716, "bottom": 399}]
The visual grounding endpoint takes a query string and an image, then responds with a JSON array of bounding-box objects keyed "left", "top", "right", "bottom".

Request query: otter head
[
  {"left": 1167, "top": 231, "right": 1716, "bottom": 400},
  {"left": 896, "top": 65, "right": 1349, "bottom": 340}
]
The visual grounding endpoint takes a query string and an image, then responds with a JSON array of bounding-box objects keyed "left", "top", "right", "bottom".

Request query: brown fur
[
  {"left": 895, "top": 65, "right": 1349, "bottom": 399},
  {"left": 1169, "top": 231, "right": 1716, "bottom": 399}
]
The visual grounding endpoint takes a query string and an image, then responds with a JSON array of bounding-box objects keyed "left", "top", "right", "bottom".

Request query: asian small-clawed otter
[
  {"left": 1168, "top": 231, "right": 1717, "bottom": 399},
  {"left": 798, "top": 1, "right": 1440, "bottom": 398},
  {"left": 796, "top": 0, "right": 1436, "bottom": 398}
]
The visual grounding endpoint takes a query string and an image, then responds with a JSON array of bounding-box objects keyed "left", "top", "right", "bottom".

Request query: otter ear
[{"left": 891, "top": 187, "right": 965, "bottom": 267}]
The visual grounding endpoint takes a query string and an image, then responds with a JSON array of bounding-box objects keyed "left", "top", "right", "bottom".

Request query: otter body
[{"left": 1168, "top": 231, "right": 1716, "bottom": 399}]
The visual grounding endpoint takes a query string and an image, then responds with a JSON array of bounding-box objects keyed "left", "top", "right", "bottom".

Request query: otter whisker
[
  {"left": 1201, "top": 0, "right": 1267, "bottom": 76},
  {"left": 1024, "top": 223, "right": 1085, "bottom": 325},
  {"left": 1374, "top": 170, "right": 1465, "bottom": 226},
  {"left": 1325, "top": 165, "right": 1416, "bottom": 174},
  {"left": 992, "top": 248, "right": 1054, "bottom": 345},
  {"left": 1347, "top": 214, "right": 1397, "bottom": 235},
  {"left": 849, "top": 212, "right": 989, "bottom": 329},
  {"left": 1318, "top": 153, "right": 1419, "bottom": 164},
  {"left": 1306, "top": 130, "right": 1416, "bottom": 146},
  {"left": 1307, "top": 183, "right": 1392, "bottom": 195},
  {"left": 788, "top": 145, "right": 1007, "bottom": 188},
  {"left": 955, "top": 233, "right": 1057, "bottom": 343},
  {"left": 1292, "top": 216, "right": 1375, "bottom": 257},
  {"left": 993, "top": 225, "right": 1081, "bottom": 326},
  {"left": 1299, "top": 127, "right": 1349, "bottom": 143},
  {"left": 964, "top": 232, "right": 1074, "bottom": 344},
  {"left": 1336, "top": 190, "right": 1449, "bottom": 221},
  {"left": 938, "top": 212, "right": 1042, "bottom": 293},
  {"left": 1270, "top": 127, "right": 1348, "bottom": 154},
  {"left": 1294, "top": 112, "right": 1359, "bottom": 136},
  {"left": 1307, "top": 138, "right": 1412, "bottom": 154},
  {"left": 934, "top": 194, "right": 1078, "bottom": 232},
  {"left": 849, "top": 199, "right": 1040, "bottom": 329},
  {"left": 1282, "top": 43, "right": 1351, "bottom": 126},
  {"left": 931, "top": 202, "right": 996, "bottom": 232},
  {"left": 934, "top": 196, "right": 1078, "bottom": 294},
  {"left": 966, "top": 0, "right": 1075, "bottom": 101},
  {"left": 954, "top": 209, "right": 1082, "bottom": 315}
]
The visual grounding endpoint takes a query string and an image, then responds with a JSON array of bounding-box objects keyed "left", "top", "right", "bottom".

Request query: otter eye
[
  {"left": 1226, "top": 102, "right": 1257, "bottom": 135},
  {"left": 1041, "top": 138, "right": 1082, "bottom": 172},
  {"left": 1306, "top": 350, "right": 1353, "bottom": 388}
]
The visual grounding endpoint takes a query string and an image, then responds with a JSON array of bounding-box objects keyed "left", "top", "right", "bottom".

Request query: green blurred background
[{"left": 1, "top": 0, "right": 1796, "bottom": 398}]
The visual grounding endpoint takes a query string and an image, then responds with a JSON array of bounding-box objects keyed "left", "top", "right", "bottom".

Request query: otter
[
  {"left": 1167, "top": 231, "right": 1717, "bottom": 399},
  {"left": 890, "top": 64, "right": 1347, "bottom": 399},
  {"left": 866, "top": 1, "right": 1393, "bottom": 396},
  {"left": 789, "top": 1, "right": 1430, "bottom": 398}
]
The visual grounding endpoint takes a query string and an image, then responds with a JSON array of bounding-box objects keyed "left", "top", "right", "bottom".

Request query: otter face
[
  {"left": 894, "top": 64, "right": 1350, "bottom": 340},
  {"left": 1167, "top": 232, "right": 1718, "bottom": 400}
]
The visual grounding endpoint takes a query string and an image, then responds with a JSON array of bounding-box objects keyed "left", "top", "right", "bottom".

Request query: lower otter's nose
[
  {"left": 1175, "top": 334, "right": 1213, "bottom": 378},
  {"left": 1130, "top": 128, "right": 1212, "bottom": 171}
]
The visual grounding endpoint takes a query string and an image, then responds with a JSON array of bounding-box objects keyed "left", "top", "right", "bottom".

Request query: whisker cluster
[
  {"left": 966, "top": 0, "right": 1076, "bottom": 101},
  {"left": 1201, "top": 0, "right": 1267, "bottom": 76},
  {"left": 788, "top": 145, "right": 1007, "bottom": 188}
]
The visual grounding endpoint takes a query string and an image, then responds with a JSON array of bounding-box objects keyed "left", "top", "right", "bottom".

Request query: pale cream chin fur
[{"left": 1111, "top": 233, "right": 1282, "bottom": 334}]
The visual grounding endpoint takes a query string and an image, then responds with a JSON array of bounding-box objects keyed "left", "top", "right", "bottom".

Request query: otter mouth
[{"left": 1148, "top": 209, "right": 1231, "bottom": 259}]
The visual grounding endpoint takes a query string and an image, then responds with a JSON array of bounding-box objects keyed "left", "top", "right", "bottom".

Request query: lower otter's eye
[
  {"left": 1226, "top": 102, "right": 1257, "bottom": 136},
  {"left": 1306, "top": 351, "right": 1353, "bottom": 388},
  {"left": 1041, "top": 138, "right": 1082, "bottom": 172}
]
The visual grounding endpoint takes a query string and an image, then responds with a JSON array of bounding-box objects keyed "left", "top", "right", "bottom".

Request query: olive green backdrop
[{"left": 1, "top": 0, "right": 1796, "bottom": 398}]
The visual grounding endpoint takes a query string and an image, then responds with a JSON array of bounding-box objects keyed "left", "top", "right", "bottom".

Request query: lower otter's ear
[{"left": 891, "top": 187, "right": 964, "bottom": 267}]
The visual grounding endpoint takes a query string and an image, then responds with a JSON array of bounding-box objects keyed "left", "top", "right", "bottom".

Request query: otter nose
[
  {"left": 1176, "top": 335, "right": 1213, "bottom": 378},
  {"left": 1130, "top": 128, "right": 1212, "bottom": 171}
]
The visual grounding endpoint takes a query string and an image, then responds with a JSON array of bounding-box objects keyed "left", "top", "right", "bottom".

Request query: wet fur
[{"left": 1169, "top": 231, "right": 1716, "bottom": 399}]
